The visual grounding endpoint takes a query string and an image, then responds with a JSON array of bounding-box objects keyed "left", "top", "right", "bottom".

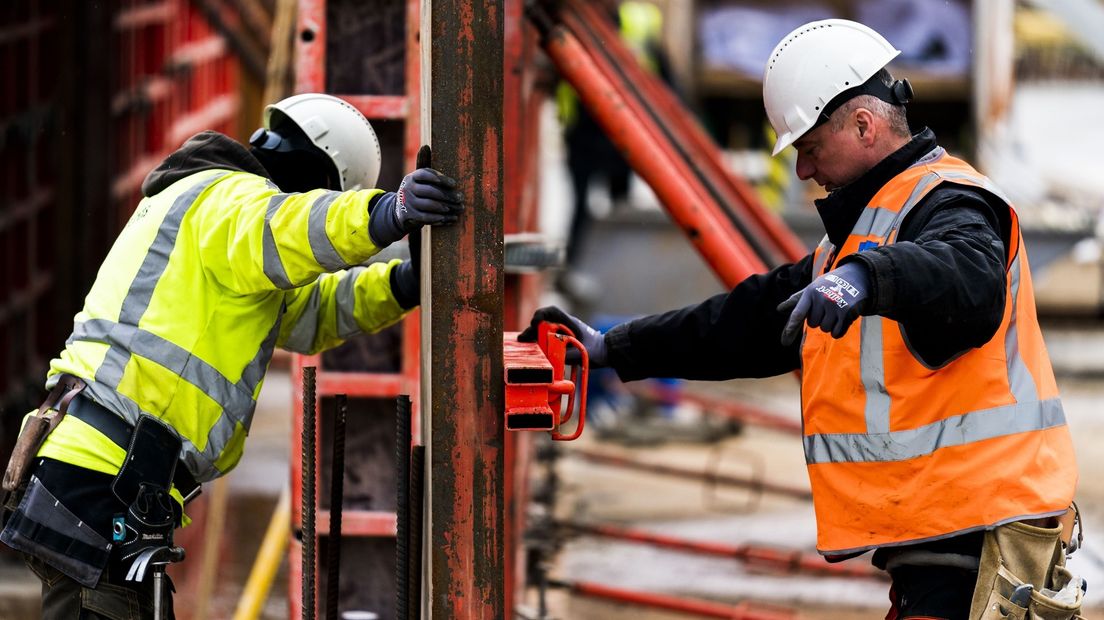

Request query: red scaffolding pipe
[
  {"left": 562, "top": 521, "right": 885, "bottom": 579},
  {"left": 535, "top": 12, "right": 766, "bottom": 288},
  {"left": 565, "top": 0, "right": 807, "bottom": 264},
  {"left": 624, "top": 382, "right": 803, "bottom": 436},
  {"left": 555, "top": 580, "right": 797, "bottom": 620},
  {"left": 568, "top": 447, "right": 812, "bottom": 501}
]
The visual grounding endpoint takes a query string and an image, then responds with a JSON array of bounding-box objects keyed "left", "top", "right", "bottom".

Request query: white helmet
[
  {"left": 263, "top": 93, "right": 382, "bottom": 190},
  {"left": 763, "top": 19, "right": 901, "bottom": 156}
]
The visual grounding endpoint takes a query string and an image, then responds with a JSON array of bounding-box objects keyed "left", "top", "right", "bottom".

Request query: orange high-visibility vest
[{"left": 801, "top": 148, "right": 1077, "bottom": 555}]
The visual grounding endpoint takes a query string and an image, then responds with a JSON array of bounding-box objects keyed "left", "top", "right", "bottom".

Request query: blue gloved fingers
[
  {"left": 806, "top": 294, "right": 827, "bottom": 330},
  {"left": 518, "top": 306, "right": 577, "bottom": 342},
  {"left": 403, "top": 194, "right": 457, "bottom": 215},
  {"left": 409, "top": 167, "right": 458, "bottom": 188},
  {"left": 779, "top": 290, "right": 809, "bottom": 346},
  {"left": 406, "top": 180, "right": 464, "bottom": 205},
  {"left": 830, "top": 312, "right": 854, "bottom": 339}
]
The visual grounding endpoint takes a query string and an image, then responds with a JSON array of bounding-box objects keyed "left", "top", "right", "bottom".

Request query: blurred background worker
[
  {"left": 524, "top": 19, "right": 1080, "bottom": 620},
  {"left": 0, "top": 93, "right": 464, "bottom": 617},
  {"left": 554, "top": 0, "right": 677, "bottom": 303}
]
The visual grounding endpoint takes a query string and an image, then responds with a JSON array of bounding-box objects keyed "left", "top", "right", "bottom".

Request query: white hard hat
[
  {"left": 265, "top": 93, "right": 382, "bottom": 190},
  {"left": 763, "top": 19, "right": 901, "bottom": 156}
]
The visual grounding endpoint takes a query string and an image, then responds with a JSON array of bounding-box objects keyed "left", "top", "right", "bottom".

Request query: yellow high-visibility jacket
[{"left": 38, "top": 131, "right": 409, "bottom": 488}]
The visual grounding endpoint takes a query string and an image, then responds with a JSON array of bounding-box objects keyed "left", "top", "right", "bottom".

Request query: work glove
[
  {"left": 368, "top": 168, "right": 465, "bottom": 248},
  {"left": 389, "top": 224, "right": 422, "bottom": 309},
  {"left": 778, "top": 261, "right": 870, "bottom": 346},
  {"left": 518, "top": 306, "right": 608, "bottom": 367}
]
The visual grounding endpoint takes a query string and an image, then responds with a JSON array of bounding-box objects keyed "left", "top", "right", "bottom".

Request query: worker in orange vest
[{"left": 522, "top": 19, "right": 1080, "bottom": 620}]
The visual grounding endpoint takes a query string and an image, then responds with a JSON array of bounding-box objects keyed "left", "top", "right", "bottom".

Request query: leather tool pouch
[
  {"left": 970, "top": 518, "right": 1084, "bottom": 620},
  {"left": 0, "top": 474, "right": 112, "bottom": 588},
  {"left": 2, "top": 376, "right": 85, "bottom": 493},
  {"left": 111, "top": 415, "right": 182, "bottom": 506}
]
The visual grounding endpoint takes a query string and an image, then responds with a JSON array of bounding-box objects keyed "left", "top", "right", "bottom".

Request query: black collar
[{"left": 815, "top": 127, "right": 939, "bottom": 247}]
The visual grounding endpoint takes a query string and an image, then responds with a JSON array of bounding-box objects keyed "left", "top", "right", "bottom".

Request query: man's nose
[{"left": 795, "top": 154, "right": 815, "bottom": 181}]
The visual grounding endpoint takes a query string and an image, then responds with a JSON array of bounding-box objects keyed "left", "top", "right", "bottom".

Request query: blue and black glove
[
  {"left": 369, "top": 168, "right": 465, "bottom": 248},
  {"left": 518, "top": 306, "right": 608, "bottom": 367},
  {"left": 778, "top": 262, "right": 870, "bottom": 346}
]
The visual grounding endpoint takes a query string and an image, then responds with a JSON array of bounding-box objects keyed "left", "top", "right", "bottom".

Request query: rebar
[
  {"left": 325, "top": 394, "right": 348, "bottom": 620},
  {"left": 395, "top": 395, "right": 412, "bottom": 619},
  {"left": 301, "top": 366, "right": 317, "bottom": 620}
]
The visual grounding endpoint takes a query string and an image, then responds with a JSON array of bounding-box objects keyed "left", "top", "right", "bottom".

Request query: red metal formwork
[
  {"left": 288, "top": 1, "right": 547, "bottom": 617},
  {"left": 0, "top": 1, "right": 57, "bottom": 418},
  {"left": 288, "top": 1, "right": 425, "bottom": 618}
]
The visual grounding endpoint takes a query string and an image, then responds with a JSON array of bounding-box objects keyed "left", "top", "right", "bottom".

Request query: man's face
[{"left": 792, "top": 114, "right": 869, "bottom": 192}]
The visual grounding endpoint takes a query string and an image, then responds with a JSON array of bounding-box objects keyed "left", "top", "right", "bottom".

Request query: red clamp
[{"left": 503, "top": 322, "right": 589, "bottom": 440}]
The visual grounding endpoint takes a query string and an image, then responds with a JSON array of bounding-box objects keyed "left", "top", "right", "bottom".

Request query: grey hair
[{"left": 830, "top": 94, "right": 911, "bottom": 137}]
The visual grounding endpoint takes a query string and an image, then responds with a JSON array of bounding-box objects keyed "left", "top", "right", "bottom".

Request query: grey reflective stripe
[
  {"left": 1005, "top": 254, "right": 1038, "bottom": 403},
  {"left": 810, "top": 236, "right": 833, "bottom": 277},
  {"left": 804, "top": 397, "right": 1066, "bottom": 464},
  {"left": 860, "top": 316, "right": 891, "bottom": 433},
  {"left": 909, "top": 146, "right": 945, "bottom": 167},
  {"left": 241, "top": 313, "right": 282, "bottom": 396},
  {"left": 937, "top": 171, "right": 1013, "bottom": 204},
  {"left": 74, "top": 319, "right": 252, "bottom": 416},
  {"left": 97, "top": 174, "right": 228, "bottom": 390},
  {"left": 850, "top": 207, "right": 898, "bottom": 240},
  {"left": 283, "top": 285, "right": 322, "bottom": 353},
  {"left": 262, "top": 194, "right": 294, "bottom": 289},
  {"left": 885, "top": 172, "right": 944, "bottom": 243},
  {"left": 335, "top": 267, "right": 365, "bottom": 339},
  {"left": 307, "top": 192, "right": 350, "bottom": 271}
]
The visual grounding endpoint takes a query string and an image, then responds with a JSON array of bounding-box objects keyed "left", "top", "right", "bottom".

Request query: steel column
[{"left": 421, "top": 0, "right": 506, "bottom": 617}]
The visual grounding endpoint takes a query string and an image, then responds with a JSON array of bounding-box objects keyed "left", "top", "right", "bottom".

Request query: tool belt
[
  {"left": 2, "top": 375, "right": 201, "bottom": 504},
  {"left": 969, "top": 508, "right": 1086, "bottom": 620}
]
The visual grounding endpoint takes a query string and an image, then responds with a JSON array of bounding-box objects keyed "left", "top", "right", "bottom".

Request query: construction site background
[{"left": 2, "top": 1, "right": 1104, "bottom": 619}]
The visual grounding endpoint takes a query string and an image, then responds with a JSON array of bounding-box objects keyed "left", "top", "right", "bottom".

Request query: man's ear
[{"left": 854, "top": 108, "right": 875, "bottom": 143}]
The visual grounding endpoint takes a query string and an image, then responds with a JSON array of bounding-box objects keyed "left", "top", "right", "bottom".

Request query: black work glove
[
  {"left": 518, "top": 306, "right": 608, "bottom": 367},
  {"left": 778, "top": 262, "right": 870, "bottom": 346},
  {"left": 368, "top": 168, "right": 465, "bottom": 248}
]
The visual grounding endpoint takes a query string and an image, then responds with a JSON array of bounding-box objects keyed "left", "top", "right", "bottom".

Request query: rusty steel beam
[{"left": 421, "top": 0, "right": 506, "bottom": 617}]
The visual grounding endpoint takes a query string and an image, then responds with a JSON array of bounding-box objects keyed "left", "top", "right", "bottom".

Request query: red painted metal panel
[{"left": 342, "top": 94, "right": 410, "bottom": 120}]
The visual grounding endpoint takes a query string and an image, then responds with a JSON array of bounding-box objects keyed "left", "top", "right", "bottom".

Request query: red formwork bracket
[{"left": 503, "top": 322, "right": 588, "bottom": 441}]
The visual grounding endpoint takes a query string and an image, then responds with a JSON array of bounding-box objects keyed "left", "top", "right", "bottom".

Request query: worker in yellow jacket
[{"left": 0, "top": 93, "right": 463, "bottom": 618}]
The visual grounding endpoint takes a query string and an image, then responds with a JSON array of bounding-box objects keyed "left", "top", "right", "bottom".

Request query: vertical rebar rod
[
  {"left": 301, "top": 366, "right": 316, "bottom": 620},
  {"left": 395, "top": 395, "right": 412, "bottom": 619},
  {"left": 325, "top": 394, "right": 348, "bottom": 620},
  {"left": 408, "top": 445, "right": 425, "bottom": 620}
]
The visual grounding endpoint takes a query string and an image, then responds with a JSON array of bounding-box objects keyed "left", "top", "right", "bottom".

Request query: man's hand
[
  {"left": 778, "top": 262, "right": 870, "bottom": 346},
  {"left": 368, "top": 168, "right": 464, "bottom": 247},
  {"left": 518, "top": 306, "right": 608, "bottom": 367}
]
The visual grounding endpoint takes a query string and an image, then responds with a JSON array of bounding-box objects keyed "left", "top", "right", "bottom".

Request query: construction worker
[
  {"left": 0, "top": 93, "right": 464, "bottom": 617},
  {"left": 555, "top": 0, "right": 675, "bottom": 303},
  {"left": 523, "top": 20, "right": 1081, "bottom": 620}
]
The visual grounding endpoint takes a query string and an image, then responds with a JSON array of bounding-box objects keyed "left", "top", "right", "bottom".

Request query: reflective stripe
[
  {"left": 307, "top": 192, "right": 350, "bottom": 271},
  {"left": 335, "top": 267, "right": 364, "bottom": 339},
  {"left": 96, "top": 174, "right": 228, "bottom": 391},
  {"left": 72, "top": 320, "right": 251, "bottom": 415},
  {"left": 860, "top": 316, "right": 890, "bottom": 433},
  {"left": 811, "top": 236, "right": 833, "bottom": 277},
  {"left": 804, "top": 397, "right": 1066, "bottom": 464},
  {"left": 1005, "top": 255, "right": 1038, "bottom": 403},
  {"left": 938, "top": 171, "right": 1013, "bottom": 205},
  {"left": 885, "top": 172, "right": 943, "bottom": 243},
  {"left": 851, "top": 207, "right": 898, "bottom": 240},
  {"left": 283, "top": 285, "right": 322, "bottom": 354},
  {"left": 262, "top": 194, "right": 294, "bottom": 289}
]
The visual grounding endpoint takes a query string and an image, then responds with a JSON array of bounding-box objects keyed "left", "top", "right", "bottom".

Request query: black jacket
[{"left": 606, "top": 128, "right": 1012, "bottom": 380}]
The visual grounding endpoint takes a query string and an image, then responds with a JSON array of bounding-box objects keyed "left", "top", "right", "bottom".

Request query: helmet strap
[{"left": 812, "top": 74, "right": 912, "bottom": 131}]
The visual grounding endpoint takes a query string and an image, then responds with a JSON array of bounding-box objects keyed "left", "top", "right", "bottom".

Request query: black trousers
[
  {"left": 24, "top": 552, "right": 174, "bottom": 620},
  {"left": 888, "top": 565, "right": 978, "bottom": 620}
]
